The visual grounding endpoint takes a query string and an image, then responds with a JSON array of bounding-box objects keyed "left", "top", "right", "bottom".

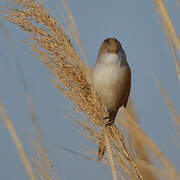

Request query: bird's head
[{"left": 97, "top": 38, "right": 126, "bottom": 65}]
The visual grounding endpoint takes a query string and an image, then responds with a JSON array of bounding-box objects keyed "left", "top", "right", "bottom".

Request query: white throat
[
  {"left": 99, "top": 52, "right": 126, "bottom": 66},
  {"left": 100, "top": 53, "right": 119, "bottom": 65}
]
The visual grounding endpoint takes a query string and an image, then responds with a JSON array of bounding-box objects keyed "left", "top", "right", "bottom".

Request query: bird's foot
[
  {"left": 103, "top": 116, "right": 114, "bottom": 126},
  {"left": 105, "top": 119, "right": 114, "bottom": 127}
]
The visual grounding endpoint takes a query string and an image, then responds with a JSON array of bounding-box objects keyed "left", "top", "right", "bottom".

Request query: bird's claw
[{"left": 103, "top": 116, "right": 114, "bottom": 126}]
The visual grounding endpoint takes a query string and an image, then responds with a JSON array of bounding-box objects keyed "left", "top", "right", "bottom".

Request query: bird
[
  {"left": 92, "top": 38, "right": 131, "bottom": 160},
  {"left": 92, "top": 38, "right": 131, "bottom": 126}
]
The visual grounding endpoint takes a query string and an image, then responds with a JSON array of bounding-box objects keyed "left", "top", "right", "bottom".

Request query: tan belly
[{"left": 93, "top": 63, "right": 126, "bottom": 110}]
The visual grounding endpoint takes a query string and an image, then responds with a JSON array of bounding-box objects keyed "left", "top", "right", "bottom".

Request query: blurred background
[{"left": 0, "top": 0, "right": 180, "bottom": 179}]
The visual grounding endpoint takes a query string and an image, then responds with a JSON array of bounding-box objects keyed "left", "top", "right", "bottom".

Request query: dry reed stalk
[
  {"left": 0, "top": 0, "right": 143, "bottom": 179},
  {"left": 75, "top": 117, "right": 143, "bottom": 179},
  {"left": 29, "top": 137, "right": 61, "bottom": 180},
  {"left": 105, "top": 125, "right": 143, "bottom": 179},
  {"left": 105, "top": 134, "right": 118, "bottom": 180},
  {"left": 168, "top": 38, "right": 180, "bottom": 84},
  {"left": 61, "top": 0, "right": 88, "bottom": 65},
  {"left": 153, "top": 0, "right": 180, "bottom": 53},
  {"left": 153, "top": 0, "right": 180, "bottom": 83},
  {"left": 28, "top": 94, "right": 43, "bottom": 145},
  {"left": 153, "top": 0, "right": 180, "bottom": 166},
  {"left": 155, "top": 80, "right": 180, "bottom": 135},
  {"left": 27, "top": 95, "right": 61, "bottom": 180},
  {"left": 119, "top": 109, "right": 180, "bottom": 180},
  {"left": 0, "top": 100, "right": 36, "bottom": 180},
  {"left": 0, "top": 17, "right": 60, "bottom": 180},
  {"left": 118, "top": 101, "right": 159, "bottom": 180}
]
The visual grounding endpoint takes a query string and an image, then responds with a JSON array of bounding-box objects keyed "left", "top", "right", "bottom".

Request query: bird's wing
[{"left": 123, "top": 64, "right": 131, "bottom": 107}]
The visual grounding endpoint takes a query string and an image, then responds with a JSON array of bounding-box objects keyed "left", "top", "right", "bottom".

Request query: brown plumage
[
  {"left": 93, "top": 38, "right": 131, "bottom": 124},
  {"left": 92, "top": 38, "right": 131, "bottom": 160}
]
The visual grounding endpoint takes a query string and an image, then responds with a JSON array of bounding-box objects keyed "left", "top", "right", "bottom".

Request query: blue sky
[{"left": 0, "top": 0, "right": 180, "bottom": 179}]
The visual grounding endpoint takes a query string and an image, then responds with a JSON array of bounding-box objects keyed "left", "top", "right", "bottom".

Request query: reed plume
[
  {"left": 1, "top": 0, "right": 180, "bottom": 179},
  {"left": 0, "top": 0, "right": 143, "bottom": 179}
]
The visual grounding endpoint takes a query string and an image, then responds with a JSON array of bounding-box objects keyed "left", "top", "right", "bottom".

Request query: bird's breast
[{"left": 93, "top": 62, "right": 128, "bottom": 110}]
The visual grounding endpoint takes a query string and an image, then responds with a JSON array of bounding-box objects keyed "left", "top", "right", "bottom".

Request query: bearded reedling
[{"left": 92, "top": 38, "right": 131, "bottom": 160}]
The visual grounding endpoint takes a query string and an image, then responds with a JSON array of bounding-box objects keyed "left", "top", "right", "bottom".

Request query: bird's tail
[{"left": 98, "top": 127, "right": 106, "bottom": 160}]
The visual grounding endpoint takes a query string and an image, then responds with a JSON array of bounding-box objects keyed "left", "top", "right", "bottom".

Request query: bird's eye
[{"left": 104, "top": 39, "right": 110, "bottom": 44}]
